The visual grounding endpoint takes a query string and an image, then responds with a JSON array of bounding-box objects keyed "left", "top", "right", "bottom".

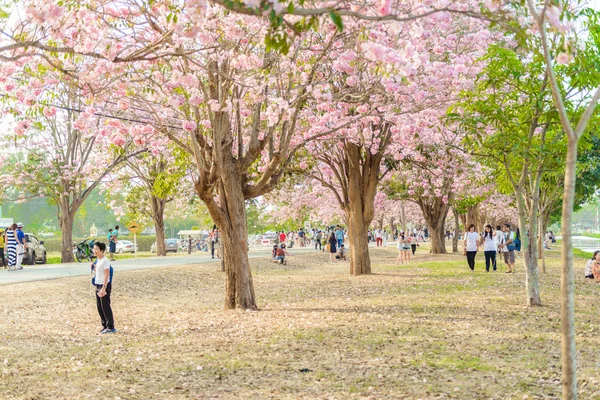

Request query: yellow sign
[{"left": 127, "top": 221, "right": 141, "bottom": 234}]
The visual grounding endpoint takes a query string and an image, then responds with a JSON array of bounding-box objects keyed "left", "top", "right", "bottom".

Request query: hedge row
[{"left": 42, "top": 236, "right": 158, "bottom": 253}]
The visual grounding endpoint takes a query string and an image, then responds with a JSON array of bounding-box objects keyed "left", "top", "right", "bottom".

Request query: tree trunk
[
  {"left": 452, "top": 207, "right": 460, "bottom": 253},
  {"left": 151, "top": 197, "right": 167, "bottom": 257},
  {"left": 388, "top": 216, "right": 396, "bottom": 237},
  {"left": 347, "top": 207, "right": 371, "bottom": 275},
  {"left": 400, "top": 200, "right": 407, "bottom": 232},
  {"left": 344, "top": 142, "right": 378, "bottom": 275},
  {"left": 220, "top": 174, "right": 256, "bottom": 310},
  {"left": 59, "top": 212, "right": 75, "bottom": 263},
  {"left": 428, "top": 224, "right": 447, "bottom": 254},
  {"left": 514, "top": 186, "right": 542, "bottom": 306},
  {"left": 200, "top": 160, "right": 257, "bottom": 310},
  {"left": 560, "top": 140, "right": 578, "bottom": 399},
  {"left": 419, "top": 197, "right": 451, "bottom": 254}
]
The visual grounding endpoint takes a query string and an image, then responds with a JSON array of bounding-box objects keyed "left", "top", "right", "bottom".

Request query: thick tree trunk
[
  {"left": 59, "top": 212, "right": 75, "bottom": 263},
  {"left": 419, "top": 197, "right": 451, "bottom": 254},
  {"left": 560, "top": 140, "right": 578, "bottom": 399},
  {"left": 428, "top": 224, "right": 447, "bottom": 254},
  {"left": 344, "top": 142, "right": 378, "bottom": 276},
  {"left": 200, "top": 160, "right": 257, "bottom": 309},
  {"left": 347, "top": 208, "right": 371, "bottom": 275},
  {"left": 452, "top": 207, "right": 460, "bottom": 253},
  {"left": 514, "top": 187, "right": 541, "bottom": 306},
  {"left": 151, "top": 197, "right": 167, "bottom": 256},
  {"left": 220, "top": 170, "right": 256, "bottom": 310}
]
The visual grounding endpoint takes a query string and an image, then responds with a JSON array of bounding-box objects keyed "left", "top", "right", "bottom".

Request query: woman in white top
[
  {"left": 480, "top": 224, "right": 497, "bottom": 272},
  {"left": 463, "top": 224, "right": 479, "bottom": 271},
  {"left": 396, "top": 232, "right": 405, "bottom": 265}
]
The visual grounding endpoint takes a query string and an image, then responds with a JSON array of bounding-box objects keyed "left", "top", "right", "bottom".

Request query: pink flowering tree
[
  {"left": 105, "top": 145, "right": 192, "bottom": 256},
  {"left": 0, "top": 68, "right": 146, "bottom": 262}
]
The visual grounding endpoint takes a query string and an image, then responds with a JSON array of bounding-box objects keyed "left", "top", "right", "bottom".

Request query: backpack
[{"left": 507, "top": 232, "right": 516, "bottom": 251}]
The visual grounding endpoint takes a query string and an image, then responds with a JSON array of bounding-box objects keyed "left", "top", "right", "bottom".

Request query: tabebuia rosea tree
[
  {"left": 0, "top": 64, "right": 148, "bottom": 262},
  {"left": 0, "top": 0, "right": 493, "bottom": 305}
]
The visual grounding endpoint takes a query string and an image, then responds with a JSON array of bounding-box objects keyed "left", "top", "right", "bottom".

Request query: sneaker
[
  {"left": 99, "top": 328, "right": 108, "bottom": 334},
  {"left": 16, "top": 267, "right": 23, "bottom": 270},
  {"left": 101, "top": 328, "right": 117, "bottom": 334}
]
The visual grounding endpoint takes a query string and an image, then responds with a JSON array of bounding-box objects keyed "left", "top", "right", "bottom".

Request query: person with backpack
[
  {"left": 91, "top": 241, "right": 116, "bottom": 334},
  {"left": 501, "top": 223, "right": 517, "bottom": 273}
]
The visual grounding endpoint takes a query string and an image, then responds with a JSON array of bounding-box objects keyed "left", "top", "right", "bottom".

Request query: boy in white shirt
[{"left": 91, "top": 242, "right": 116, "bottom": 334}]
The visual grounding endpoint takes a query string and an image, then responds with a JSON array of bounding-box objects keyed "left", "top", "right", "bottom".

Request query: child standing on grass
[{"left": 91, "top": 241, "right": 116, "bottom": 334}]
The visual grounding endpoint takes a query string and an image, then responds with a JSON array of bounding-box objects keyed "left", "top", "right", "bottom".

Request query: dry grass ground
[{"left": 1, "top": 244, "right": 599, "bottom": 399}]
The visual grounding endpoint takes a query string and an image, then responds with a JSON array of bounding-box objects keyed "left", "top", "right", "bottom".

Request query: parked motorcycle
[{"left": 73, "top": 238, "right": 95, "bottom": 263}]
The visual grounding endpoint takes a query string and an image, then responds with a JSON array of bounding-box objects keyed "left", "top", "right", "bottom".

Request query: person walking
[
  {"left": 210, "top": 225, "right": 219, "bottom": 259},
  {"left": 328, "top": 231, "right": 337, "bottom": 264},
  {"left": 409, "top": 233, "right": 419, "bottom": 255},
  {"left": 0, "top": 230, "right": 5, "bottom": 269},
  {"left": 91, "top": 241, "right": 116, "bottom": 334},
  {"left": 5, "top": 223, "right": 17, "bottom": 271},
  {"left": 481, "top": 224, "right": 497, "bottom": 272},
  {"left": 334, "top": 226, "right": 343, "bottom": 248},
  {"left": 187, "top": 235, "right": 193, "bottom": 254},
  {"left": 108, "top": 225, "right": 119, "bottom": 261},
  {"left": 15, "top": 223, "right": 26, "bottom": 270},
  {"left": 463, "top": 224, "right": 479, "bottom": 271},
  {"left": 395, "top": 233, "right": 404, "bottom": 265},
  {"left": 375, "top": 229, "right": 383, "bottom": 247},
  {"left": 501, "top": 223, "right": 516, "bottom": 273},
  {"left": 402, "top": 233, "right": 411, "bottom": 263},
  {"left": 315, "top": 230, "right": 322, "bottom": 250},
  {"left": 279, "top": 231, "right": 286, "bottom": 246},
  {"left": 382, "top": 229, "right": 388, "bottom": 247}
]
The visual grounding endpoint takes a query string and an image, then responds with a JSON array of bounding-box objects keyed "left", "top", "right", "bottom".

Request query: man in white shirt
[{"left": 91, "top": 242, "right": 116, "bottom": 334}]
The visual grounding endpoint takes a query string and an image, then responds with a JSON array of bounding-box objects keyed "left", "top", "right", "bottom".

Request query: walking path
[{"left": 0, "top": 246, "right": 318, "bottom": 285}]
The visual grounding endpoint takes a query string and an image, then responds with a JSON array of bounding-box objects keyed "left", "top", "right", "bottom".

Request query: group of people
[
  {"left": 463, "top": 223, "right": 520, "bottom": 272},
  {"left": 395, "top": 232, "right": 420, "bottom": 264},
  {"left": 1, "top": 223, "right": 26, "bottom": 271}
]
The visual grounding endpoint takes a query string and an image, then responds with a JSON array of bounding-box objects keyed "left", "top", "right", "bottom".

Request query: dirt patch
[{"left": 1, "top": 244, "right": 599, "bottom": 399}]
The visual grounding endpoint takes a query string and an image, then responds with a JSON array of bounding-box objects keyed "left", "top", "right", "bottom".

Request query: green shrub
[{"left": 41, "top": 236, "right": 158, "bottom": 252}]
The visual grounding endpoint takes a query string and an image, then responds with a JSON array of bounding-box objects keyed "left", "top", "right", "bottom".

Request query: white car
[{"left": 115, "top": 240, "right": 138, "bottom": 254}]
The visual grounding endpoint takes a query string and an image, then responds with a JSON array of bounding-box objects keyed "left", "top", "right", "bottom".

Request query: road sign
[{"left": 127, "top": 221, "right": 141, "bottom": 234}]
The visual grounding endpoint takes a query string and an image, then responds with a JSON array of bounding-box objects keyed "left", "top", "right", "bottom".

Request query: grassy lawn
[
  {"left": 1, "top": 243, "right": 599, "bottom": 399},
  {"left": 45, "top": 251, "right": 187, "bottom": 264}
]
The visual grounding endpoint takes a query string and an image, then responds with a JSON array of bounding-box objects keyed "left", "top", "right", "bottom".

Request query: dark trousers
[
  {"left": 484, "top": 250, "right": 497, "bottom": 271},
  {"left": 0, "top": 248, "right": 5, "bottom": 266},
  {"left": 96, "top": 282, "right": 114, "bottom": 330},
  {"left": 466, "top": 251, "right": 477, "bottom": 271},
  {"left": 315, "top": 241, "right": 321, "bottom": 250},
  {"left": 211, "top": 241, "right": 215, "bottom": 258},
  {"left": 411, "top": 244, "right": 417, "bottom": 255}
]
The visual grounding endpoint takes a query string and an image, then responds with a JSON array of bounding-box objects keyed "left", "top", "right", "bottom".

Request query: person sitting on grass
[
  {"left": 336, "top": 244, "right": 346, "bottom": 261},
  {"left": 585, "top": 251, "right": 597, "bottom": 280},
  {"left": 591, "top": 250, "right": 600, "bottom": 283},
  {"left": 271, "top": 244, "right": 289, "bottom": 265}
]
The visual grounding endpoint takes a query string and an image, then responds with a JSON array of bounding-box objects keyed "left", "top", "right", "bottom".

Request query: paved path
[{"left": 0, "top": 246, "right": 318, "bottom": 285}]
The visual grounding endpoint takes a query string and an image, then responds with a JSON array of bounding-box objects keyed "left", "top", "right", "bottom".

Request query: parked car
[
  {"left": 23, "top": 233, "right": 47, "bottom": 265},
  {"left": 150, "top": 238, "right": 180, "bottom": 253},
  {"left": 115, "top": 240, "right": 138, "bottom": 254}
]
